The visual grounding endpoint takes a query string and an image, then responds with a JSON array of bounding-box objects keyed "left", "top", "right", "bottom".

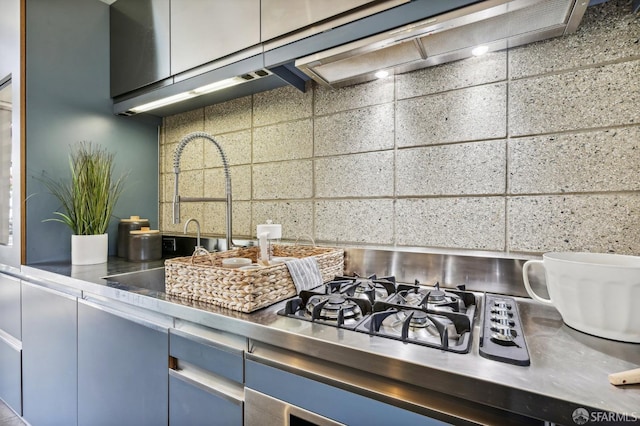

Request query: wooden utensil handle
[{"left": 609, "top": 368, "right": 640, "bottom": 386}]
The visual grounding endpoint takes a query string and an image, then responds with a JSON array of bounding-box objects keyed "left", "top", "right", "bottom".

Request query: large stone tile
[
  {"left": 315, "top": 151, "right": 394, "bottom": 198},
  {"left": 396, "top": 198, "right": 505, "bottom": 250},
  {"left": 252, "top": 160, "right": 313, "bottom": 200},
  {"left": 253, "top": 85, "right": 313, "bottom": 127},
  {"left": 161, "top": 172, "right": 172, "bottom": 203},
  {"left": 203, "top": 130, "right": 251, "bottom": 167},
  {"left": 397, "top": 83, "right": 506, "bottom": 147},
  {"left": 161, "top": 142, "right": 177, "bottom": 175},
  {"left": 509, "top": 60, "right": 640, "bottom": 137},
  {"left": 170, "top": 137, "right": 205, "bottom": 171},
  {"left": 315, "top": 200, "right": 394, "bottom": 244},
  {"left": 508, "top": 194, "right": 640, "bottom": 254},
  {"left": 314, "top": 104, "right": 394, "bottom": 157},
  {"left": 314, "top": 78, "right": 394, "bottom": 116},
  {"left": 203, "top": 201, "right": 252, "bottom": 238},
  {"left": 175, "top": 169, "right": 203, "bottom": 198},
  {"left": 252, "top": 201, "right": 313, "bottom": 240},
  {"left": 509, "top": 127, "right": 640, "bottom": 194},
  {"left": 204, "top": 96, "right": 252, "bottom": 134},
  {"left": 204, "top": 165, "right": 251, "bottom": 201},
  {"left": 253, "top": 119, "right": 313, "bottom": 163},
  {"left": 510, "top": 0, "right": 640, "bottom": 79},
  {"left": 163, "top": 109, "right": 204, "bottom": 144},
  {"left": 397, "top": 51, "right": 507, "bottom": 99},
  {"left": 397, "top": 141, "right": 506, "bottom": 196},
  {"left": 161, "top": 202, "right": 204, "bottom": 235}
]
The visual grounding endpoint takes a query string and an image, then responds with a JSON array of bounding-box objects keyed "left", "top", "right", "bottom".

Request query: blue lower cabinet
[
  {"left": 0, "top": 335, "right": 21, "bottom": 415},
  {"left": 21, "top": 282, "right": 78, "bottom": 426},
  {"left": 168, "top": 325, "right": 246, "bottom": 426},
  {"left": 77, "top": 300, "right": 169, "bottom": 426},
  {"left": 0, "top": 273, "right": 21, "bottom": 415},
  {"left": 169, "top": 373, "right": 243, "bottom": 426}
]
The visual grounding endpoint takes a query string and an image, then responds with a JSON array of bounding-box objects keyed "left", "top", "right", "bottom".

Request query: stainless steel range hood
[{"left": 295, "top": 0, "right": 589, "bottom": 88}]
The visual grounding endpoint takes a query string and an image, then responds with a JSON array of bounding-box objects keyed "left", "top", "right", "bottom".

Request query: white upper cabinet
[
  {"left": 171, "top": 0, "right": 261, "bottom": 76},
  {"left": 261, "top": 0, "right": 376, "bottom": 41},
  {"left": 110, "top": 0, "right": 171, "bottom": 97}
]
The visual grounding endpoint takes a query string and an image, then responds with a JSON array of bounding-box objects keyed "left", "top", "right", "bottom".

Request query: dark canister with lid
[
  {"left": 127, "top": 227, "right": 162, "bottom": 262},
  {"left": 117, "top": 216, "right": 150, "bottom": 258}
]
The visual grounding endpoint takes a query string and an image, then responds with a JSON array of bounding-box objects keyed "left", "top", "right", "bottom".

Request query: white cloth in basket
[{"left": 285, "top": 257, "right": 323, "bottom": 292}]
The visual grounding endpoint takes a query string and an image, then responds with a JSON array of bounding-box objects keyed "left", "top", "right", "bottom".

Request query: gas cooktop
[{"left": 278, "top": 273, "right": 530, "bottom": 364}]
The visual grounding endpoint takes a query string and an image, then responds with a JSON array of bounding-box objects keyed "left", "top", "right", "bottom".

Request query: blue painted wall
[{"left": 25, "top": 0, "right": 159, "bottom": 263}]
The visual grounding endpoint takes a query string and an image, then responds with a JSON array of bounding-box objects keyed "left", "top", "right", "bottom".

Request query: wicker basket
[{"left": 164, "top": 245, "right": 344, "bottom": 313}]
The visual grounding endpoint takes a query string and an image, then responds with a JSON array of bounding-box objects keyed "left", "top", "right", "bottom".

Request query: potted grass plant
[{"left": 40, "top": 142, "right": 127, "bottom": 265}]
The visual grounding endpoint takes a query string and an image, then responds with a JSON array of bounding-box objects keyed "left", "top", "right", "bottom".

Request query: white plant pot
[{"left": 71, "top": 233, "right": 108, "bottom": 265}]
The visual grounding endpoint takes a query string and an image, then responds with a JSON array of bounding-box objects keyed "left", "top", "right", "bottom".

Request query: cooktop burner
[
  {"left": 328, "top": 274, "right": 397, "bottom": 304},
  {"left": 354, "top": 301, "right": 473, "bottom": 352},
  {"left": 387, "top": 281, "right": 474, "bottom": 314},
  {"left": 281, "top": 289, "right": 373, "bottom": 329}
]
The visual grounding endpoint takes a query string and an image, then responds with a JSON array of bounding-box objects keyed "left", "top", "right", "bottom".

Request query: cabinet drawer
[
  {"left": 170, "top": 331, "right": 244, "bottom": 384},
  {"left": 0, "top": 273, "right": 20, "bottom": 339},
  {"left": 169, "top": 373, "right": 243, "bottom": 426}
]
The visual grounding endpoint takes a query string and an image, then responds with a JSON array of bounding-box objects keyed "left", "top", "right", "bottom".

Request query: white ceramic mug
[{"left": 522, "top": 252, "right": 640, "bottom": 343}]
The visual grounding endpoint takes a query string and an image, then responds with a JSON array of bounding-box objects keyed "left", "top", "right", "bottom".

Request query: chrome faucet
[{"left": 173, "top": 131, "right": 235, "bottom": 249}]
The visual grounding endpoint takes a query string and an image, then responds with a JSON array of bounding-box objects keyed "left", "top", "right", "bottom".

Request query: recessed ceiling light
[
  {"left": 471, "top": 45, "right": 489, "bottom": 56},
  {"left": 375, "top": 70, "right": 390, "bottom": 79}
]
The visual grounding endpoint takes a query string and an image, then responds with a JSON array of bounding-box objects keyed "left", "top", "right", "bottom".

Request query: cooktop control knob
[
  {"left": 480, "top": 294, "right": 530, "bottom": 366},
  {"left": 494, "top": 301, "right": 512, "bottom": 310}
]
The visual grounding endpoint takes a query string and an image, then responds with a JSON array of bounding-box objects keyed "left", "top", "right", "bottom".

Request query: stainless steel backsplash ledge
[{"left": 160, "top": 235, "right": 545, "bottom": 298}]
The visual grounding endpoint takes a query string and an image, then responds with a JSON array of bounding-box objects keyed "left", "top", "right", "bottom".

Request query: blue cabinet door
[
  {"left": 0, "top": 336, "right": 21, "bottom": 415},
  {"left": 21, "top": 282, "right": 78, "bottom": 426},
  {"left": 0, "top": 273, "right": 22, "bottom": 415},
  {"left": 77, "top": 300, "right": 169, "bottom": 426}
]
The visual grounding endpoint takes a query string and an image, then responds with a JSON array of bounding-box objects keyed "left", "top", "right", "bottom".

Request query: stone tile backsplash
[
  {"left": 395, "top": 83, "right": 507, "bottom": 147},
  {"left": 314, "top": 104, "right": 395, "bottom": 156},
  {"left": 315, "top": 151, "right": 394, "bottom": 198},
  {"left": 159, "top": 0, "right": 640, "bottom": 256},
  {"left": 509, "top": 60, "right": 640, "bottom": 136},
  {"left": 396, "top": 141, "right": 506, "bottom": 196}
]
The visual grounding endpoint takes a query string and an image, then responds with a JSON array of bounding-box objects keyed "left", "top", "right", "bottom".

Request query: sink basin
[{"left": 103, "top": 267, "right": 166, "bottom": 292}]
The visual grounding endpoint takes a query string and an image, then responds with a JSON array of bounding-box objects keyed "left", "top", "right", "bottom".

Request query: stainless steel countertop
[{"left": 20, "top": 258, "right": 640, "bottom": 425}]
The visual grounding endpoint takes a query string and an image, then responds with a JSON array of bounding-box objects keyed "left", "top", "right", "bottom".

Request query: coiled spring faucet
[{"left": 173, "top": 131, "right": 235, "bottom": 249}]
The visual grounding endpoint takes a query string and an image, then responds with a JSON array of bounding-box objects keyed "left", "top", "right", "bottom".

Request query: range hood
[{"left": 295, "top": 0, "right": 590, "bottom": 88}]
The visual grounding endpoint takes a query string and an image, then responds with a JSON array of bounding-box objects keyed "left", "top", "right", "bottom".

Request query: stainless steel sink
[{"left": 103, "top": 267, "right": 166, "bottom": 292}]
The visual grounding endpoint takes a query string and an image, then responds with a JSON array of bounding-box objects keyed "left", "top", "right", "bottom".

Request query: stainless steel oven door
[{"left": 245, "top": 388, "right": 345, "bottom": 426}]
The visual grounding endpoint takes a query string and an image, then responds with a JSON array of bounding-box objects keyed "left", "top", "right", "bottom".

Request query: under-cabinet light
[
  {"left": 129, "top": 92, "right": 196, "bottom": 113},
  {"left": 375, "top": 70, "right": 390, "bottom": 79},
  {"left": 129, "top": 75, "right": 255, "bottom": 114},
  {"left": 191, "top": 76, "right": 245, "bottom": 95}
]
